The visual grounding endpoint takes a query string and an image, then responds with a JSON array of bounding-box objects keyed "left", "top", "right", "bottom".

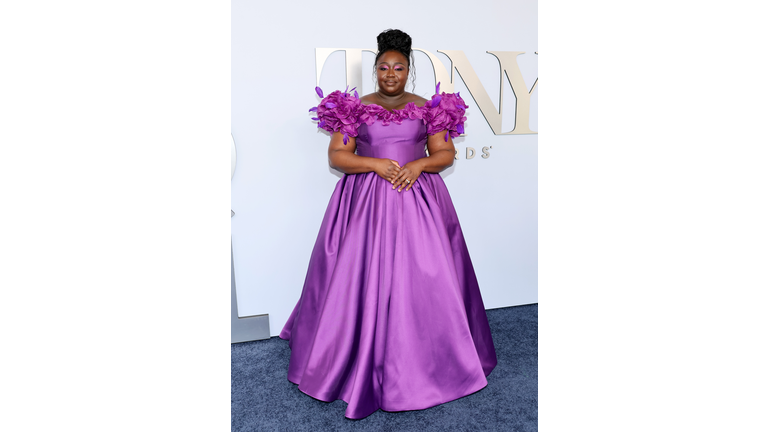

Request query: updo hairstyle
[
  {"left": 375, "top": 29, "right": 412, "bottom": 66},
  {"left": 373, "top": 29, "right": 416, "bottom": 90}
]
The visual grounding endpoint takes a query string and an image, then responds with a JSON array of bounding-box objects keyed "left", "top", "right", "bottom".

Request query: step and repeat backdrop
[{"left": 232, "top": 0, "right": 537, "bottom": 336}]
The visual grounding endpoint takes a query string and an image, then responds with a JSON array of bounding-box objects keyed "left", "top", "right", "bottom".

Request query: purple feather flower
[
  {"left": 436, "top": 82, "right": 441, "bottom": 94},
  {"left": 424, "top": 91, "right": 469, "bottom": 139},
  {"left": 309, "top": 107, "right": 317, "bottom": 112},
  {"left": 313, "top": 89, "right": 364, "bottom": 140},
  {"left": 315, "top": 87, "right": 324, "bottom": 98}
]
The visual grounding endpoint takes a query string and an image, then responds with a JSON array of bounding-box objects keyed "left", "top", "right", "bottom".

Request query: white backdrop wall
[{"left": 232, "top": 0, "right": 538, "bottom": 336}]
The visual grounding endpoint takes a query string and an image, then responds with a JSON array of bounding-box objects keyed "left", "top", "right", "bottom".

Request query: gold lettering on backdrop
[
  {"left": 466, "top": 147, "right": 476, "bottom": 159},
  {"left": 438, "top": 50, "right": 537, "bottom": 135},
  {"left": 316, "top": 48, "right": 537, "bottom": 136},
  {"left": 487, "top": 51, "right": 537, "bottom": 135},
  {"left": 482, "top": 146, "right": 491, "bottom": 159},
  {"left": 315, "top": 48, "right": 376, "bottom": 92},
  {"left": 412, "top": 48, "right": 454, "bottom": 94}
]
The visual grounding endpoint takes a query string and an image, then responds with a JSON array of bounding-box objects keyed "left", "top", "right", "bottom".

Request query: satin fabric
[{"left": 280, "top": 118, "right": 497, "bottom": 419}]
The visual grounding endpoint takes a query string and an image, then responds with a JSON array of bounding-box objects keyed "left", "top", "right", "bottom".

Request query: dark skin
[{"left": 328, "top": 50, "right": 456, "bottom": 192}]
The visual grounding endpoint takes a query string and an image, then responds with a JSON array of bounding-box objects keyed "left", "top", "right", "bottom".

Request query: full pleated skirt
[{"left": 279, "top": 171, "right": 497, "bottom": 419}]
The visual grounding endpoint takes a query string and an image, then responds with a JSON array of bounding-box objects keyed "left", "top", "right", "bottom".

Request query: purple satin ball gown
[{"left": 279, "top": 87, "right": 497, "bottom": 419}]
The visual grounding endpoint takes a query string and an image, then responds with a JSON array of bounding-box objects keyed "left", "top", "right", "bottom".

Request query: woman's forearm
[
  {"left": 413, "top": 148, "right": 455, "bottom": 173},
  {"left": 328, "top": 149, "right": 383, "bottom": 174}
]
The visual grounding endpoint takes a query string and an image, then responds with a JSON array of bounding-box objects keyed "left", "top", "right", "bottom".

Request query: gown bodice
[{"left": 355, "top": 118, "right": 428, "bottom": 165}]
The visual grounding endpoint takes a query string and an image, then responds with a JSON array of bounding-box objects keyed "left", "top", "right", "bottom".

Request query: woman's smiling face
[{"left": 376, "top": 50, "right": 409, "bottom": 96}]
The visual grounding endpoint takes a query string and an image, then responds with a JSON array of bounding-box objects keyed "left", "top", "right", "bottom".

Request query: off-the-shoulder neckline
[{"left": 360, "top": 102, "right": 421, "bottom": 113}]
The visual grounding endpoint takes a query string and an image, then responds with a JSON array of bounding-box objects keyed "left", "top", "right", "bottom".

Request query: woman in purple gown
[{"left": 279, "top": 29, "right": 497, "bottom": 419}]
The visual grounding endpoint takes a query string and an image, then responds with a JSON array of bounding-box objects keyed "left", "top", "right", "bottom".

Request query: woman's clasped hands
[{"left": 374, "top": 158, "right": 422, "bottom": 192}]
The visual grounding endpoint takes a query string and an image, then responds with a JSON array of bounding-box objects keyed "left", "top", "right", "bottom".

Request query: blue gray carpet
[{"left": 232, "top": 303, "right": 537, "bottom": 431}]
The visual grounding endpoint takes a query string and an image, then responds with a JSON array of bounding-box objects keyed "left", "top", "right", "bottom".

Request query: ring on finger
[{"left": 406, "top": 179, "right": 411, "bottom": 184}]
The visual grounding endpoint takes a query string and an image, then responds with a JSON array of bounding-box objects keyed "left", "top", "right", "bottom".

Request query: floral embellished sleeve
[
  {"left": 422, "top": 83, "right": 469, "bottom": 142},
  {"left": 309, "top": 86, "right": 363, "bottom": 145}
]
